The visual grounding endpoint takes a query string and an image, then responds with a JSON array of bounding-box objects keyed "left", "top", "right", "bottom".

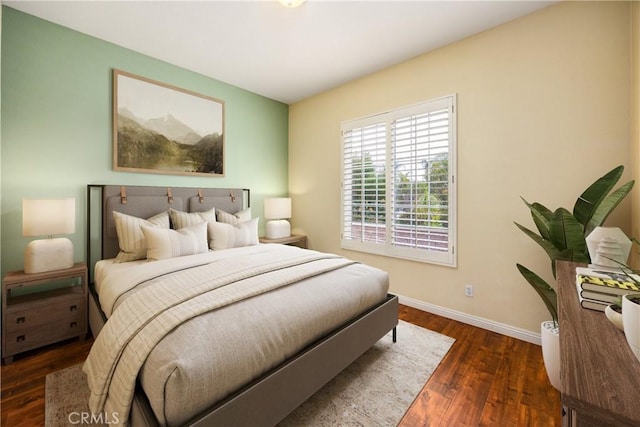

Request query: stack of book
[{"left": 575, "top": 266, "right": 640, "bottom": 311}]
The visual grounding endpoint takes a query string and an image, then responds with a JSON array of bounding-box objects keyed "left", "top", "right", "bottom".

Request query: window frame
[{"left": 340, "top": 94, "right": 457, "bottom": 267}]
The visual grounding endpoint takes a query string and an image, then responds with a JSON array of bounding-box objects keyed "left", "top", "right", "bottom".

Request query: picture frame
[{"left": 113, "top": 69, "right": 225, "bottom": 176}]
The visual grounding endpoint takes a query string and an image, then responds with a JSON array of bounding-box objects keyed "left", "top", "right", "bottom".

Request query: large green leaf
[
  {"left": 514, "top": 222, "right": 559, "bottom": 261},
  {"left": 584, "top": 180, "right": 635, "bottom": 235},
  {"left": 521, "top": 197, "right": 552, "bottom": 240},
  {"left": 516, "top": 264, "right": 558, "bottom": 325},
  {"left": 548, "top": 208, "right": 586, "bottom": 254},
  {"left": 573, "top": 165, "right": 623, "bottom": 228}
]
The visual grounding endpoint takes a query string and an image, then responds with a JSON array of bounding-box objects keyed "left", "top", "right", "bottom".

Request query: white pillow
[
  {"left": 170, "top": 207, "right": 216, "bottom": 229},
  {"left": 142, "top": 222, "right": 209, "bottom": 260},
  {"left": 209, "top": 218, "right": 259, "bottom": 251},
  {"left": 113, "top": 211, "right": 170, "bottom": 262},
  {"left": 216, "top": 208, "right": 251, "bottom": 225}
]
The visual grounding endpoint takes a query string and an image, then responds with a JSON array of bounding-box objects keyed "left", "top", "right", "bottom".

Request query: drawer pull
[
  {"left": 70, "top": 321, "right": 77, "bottom": 328},
  {"left": 16, "top": 335, "right": 25, "bottom": 342},
  {"left": 70, "top": 305, "right": 77, "bottom": 312},
  {"left": 16, "top": 316, "right": 25, "bottom": 324}
]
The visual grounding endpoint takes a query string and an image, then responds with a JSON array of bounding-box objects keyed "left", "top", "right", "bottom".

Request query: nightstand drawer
[
  {"left": 4, "top": 316, "right": 86, "bottom": 355},
  {"left": 5, "top": 296, "right": 86, "bottom": 332}
]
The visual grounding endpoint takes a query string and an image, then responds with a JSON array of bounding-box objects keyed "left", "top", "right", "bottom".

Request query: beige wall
[
  {"left": 632, "top": 1, "right": 640, "bottom": 268},
  {"left": 289, "top": 1, "right": 634, "bottom": 334}
]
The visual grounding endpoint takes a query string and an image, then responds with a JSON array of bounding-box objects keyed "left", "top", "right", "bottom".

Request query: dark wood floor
[
  {"left": 397, "top": 305, "right": 561, "bottom": 426},
  {"left": 1, "top": 305, "right": 561, "bottom": 426},
  {"left": 1, "top": 336, "right": 93, "bottom": 426}
]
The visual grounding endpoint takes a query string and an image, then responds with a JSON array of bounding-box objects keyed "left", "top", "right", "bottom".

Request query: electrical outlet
[{"left": 464, "top": 284, "right": 474, "bottom": 297}]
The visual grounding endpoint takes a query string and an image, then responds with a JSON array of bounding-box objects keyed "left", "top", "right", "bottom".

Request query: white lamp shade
[
  {"left": 264, "top": 198, "right": 291, "bottom": 220},
  {"left": 23, "top": 198, "right": 75, "bottom": 236}
]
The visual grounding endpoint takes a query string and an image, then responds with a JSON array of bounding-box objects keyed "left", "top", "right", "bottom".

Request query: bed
[{"left": 85, "top": 184, "right": 398, "bottom": 427}]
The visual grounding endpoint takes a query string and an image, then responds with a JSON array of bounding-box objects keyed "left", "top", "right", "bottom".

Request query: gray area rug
[{"left": 45, "top": 320, "right": 454, "bottom": 426}]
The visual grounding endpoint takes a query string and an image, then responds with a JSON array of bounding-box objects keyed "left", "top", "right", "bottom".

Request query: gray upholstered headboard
[{"left": 87, "top": 184, "right": 249, "bottom": 282}]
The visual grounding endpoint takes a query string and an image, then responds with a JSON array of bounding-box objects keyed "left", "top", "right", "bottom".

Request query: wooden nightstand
[
  {"left": 2, "top": 262, "right": 88, "bottom": 364},
  {"left": 259, "top": 234, "right": 308, "bottom": 249}
]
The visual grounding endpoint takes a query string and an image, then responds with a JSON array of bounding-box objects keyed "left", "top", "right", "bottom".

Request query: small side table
[
  {"left": 259, "top": 234, "right": 308, "bottom": 249},
  {"left": 2, "top": 262, "right": 88, "bottom": 364}
]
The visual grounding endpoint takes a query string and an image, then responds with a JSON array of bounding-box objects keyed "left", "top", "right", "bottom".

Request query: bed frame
[{"left": 86, "top": 184, "right": 399, "bottom": 426}]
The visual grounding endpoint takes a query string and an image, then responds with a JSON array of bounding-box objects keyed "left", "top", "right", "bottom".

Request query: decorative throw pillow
[
  {"left": 216, "top": 208, "right": 252, "bottom": 225},
  {"left": 209, "top": 218, "right": 259, "bottom": 251},
  {"left": 142, "top": 221, "right": 209, "bottom": 260},
  {"left": 113, "top": 211, "right": 170, "bottom": 262},
  {"left": 169, "top": 207, "right": 216, "bottom": 229}
]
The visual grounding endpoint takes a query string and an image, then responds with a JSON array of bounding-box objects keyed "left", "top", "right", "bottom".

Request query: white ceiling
[{"left": 4, "top": 0, "right": 555, "bottom": 104}]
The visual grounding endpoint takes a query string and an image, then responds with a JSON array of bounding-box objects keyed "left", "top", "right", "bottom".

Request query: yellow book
[{"left": 576, "top": 266, "right": 640, "bottom": 297}]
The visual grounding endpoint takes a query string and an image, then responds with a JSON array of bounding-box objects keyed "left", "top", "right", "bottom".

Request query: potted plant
[
  {"left": 622, "top": 292, "right": 640, "bottom": 362},
  {"left": 514, "top": 165, "right": 634, "bottom": 390},
  {"left": 605, "top": 243, "right": 640, "bottom": 362},
  {"left": 604, "top": 297, "right": 624, "bottom": 331}
]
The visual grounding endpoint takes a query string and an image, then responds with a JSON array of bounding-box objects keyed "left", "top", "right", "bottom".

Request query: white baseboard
[{"left": 397, "top": 294, "right": 541, "bottom": 345}]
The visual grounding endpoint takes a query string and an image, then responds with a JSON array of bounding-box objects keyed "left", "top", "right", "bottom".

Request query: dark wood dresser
[{"left": 557, "top": 261, "right": 640, "bottom": 426}]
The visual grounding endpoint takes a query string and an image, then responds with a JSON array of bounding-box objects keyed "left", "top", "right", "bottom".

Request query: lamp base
[
  {"left": 265, "top": 220, "right": 291, "bottom": 239},
  {"left": 24, "top": 238, "right": 74, "bottom": 274}
]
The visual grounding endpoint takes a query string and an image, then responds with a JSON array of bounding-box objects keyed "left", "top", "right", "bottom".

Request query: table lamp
[
  {"left": 264, "top": 198, "right": 291, "bottom": 239},
  {"left": 23, "top": 198, "right": 76, "bottom": 274}
]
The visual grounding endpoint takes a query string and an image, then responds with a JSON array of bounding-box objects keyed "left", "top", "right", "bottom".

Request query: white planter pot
[
  {"left": 605, "top": 304, "right": 624, "bottom": 331},
  {"left": 541, "top": 320, "right": 561, "bottom": 390},
  {"left": 622, "top": 293, "right": 640, "bottom": 363}
]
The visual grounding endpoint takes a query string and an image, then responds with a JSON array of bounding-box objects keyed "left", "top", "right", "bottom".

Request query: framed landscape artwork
[{"left": 113, "top": 69, "right": 225, "bottom": 176}]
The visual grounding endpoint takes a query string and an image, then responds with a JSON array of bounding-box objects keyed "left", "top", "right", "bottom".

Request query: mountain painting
[{"left": 113, "top": 70, "right": 225, "bottom": 176}]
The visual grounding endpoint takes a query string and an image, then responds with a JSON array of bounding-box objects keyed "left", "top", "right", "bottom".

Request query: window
[{"left": 341, "top": 95, "right": 456, "bottom": 266}]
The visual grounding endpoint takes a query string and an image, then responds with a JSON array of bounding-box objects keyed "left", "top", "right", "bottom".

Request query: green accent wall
[{"left": 0, "top": 7, "right": 289, "bottom": 275}]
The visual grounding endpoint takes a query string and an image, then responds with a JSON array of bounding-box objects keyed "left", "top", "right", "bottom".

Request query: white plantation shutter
[
  {"left": 342, "top": 122, "right": 387, "bottom": 245},
  {"left": 341, "top": 95, "right": 456, "bottom": 266}
]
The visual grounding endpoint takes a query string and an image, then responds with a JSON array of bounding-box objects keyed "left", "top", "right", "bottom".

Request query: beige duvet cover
[{"left": 86, "top": 244, "right": 389, "bottom": 426}]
